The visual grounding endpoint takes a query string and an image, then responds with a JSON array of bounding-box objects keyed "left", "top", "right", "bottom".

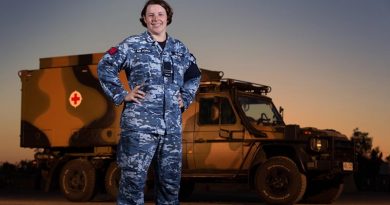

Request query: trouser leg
[
  {"left": 117, "top": 131, "right": 158, "bottom": 205},
  {"left": 154, "top": 133, "right": 182, "bottom": 205}
]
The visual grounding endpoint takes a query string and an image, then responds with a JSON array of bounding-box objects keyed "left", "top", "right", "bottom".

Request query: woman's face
[{"left": 143, "top": 4, "right": 168, "bottom": 37}]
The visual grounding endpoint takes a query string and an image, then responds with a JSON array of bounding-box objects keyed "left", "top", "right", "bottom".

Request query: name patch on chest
[
  {"left": 135, "top": 48, "right": 152, "bottom": 53},
  {"left": 171, "top": 52, "right": 184, "bottom": 57}
]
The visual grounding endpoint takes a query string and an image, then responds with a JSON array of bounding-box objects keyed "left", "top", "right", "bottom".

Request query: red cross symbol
[
  {"left": 69, "top": 91, "right": 82, "bottom": 108},
  {"left": 71, "top": 93, "right": 80, "bottom": 105}
]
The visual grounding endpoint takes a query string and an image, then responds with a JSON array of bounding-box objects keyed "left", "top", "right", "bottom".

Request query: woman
[{"left": 97, "top": 0, "right": 201, "bottom": 204}]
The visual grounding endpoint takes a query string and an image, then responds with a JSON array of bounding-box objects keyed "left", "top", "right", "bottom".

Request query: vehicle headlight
[{"left": 310, "top": 138, "right": 328, "bottom": 152}]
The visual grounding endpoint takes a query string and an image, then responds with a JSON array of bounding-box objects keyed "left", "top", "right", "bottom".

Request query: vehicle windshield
[{"left": 237, "top": 94, "right": 284, "bottom": 128}]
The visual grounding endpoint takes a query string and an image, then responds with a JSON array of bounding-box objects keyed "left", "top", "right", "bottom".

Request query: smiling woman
[
  {"left": 97, "top": 0, "right": 201, "bottom": 204},
  {"left": 140, "top": 0, "right": 172, "bottom": 42}
]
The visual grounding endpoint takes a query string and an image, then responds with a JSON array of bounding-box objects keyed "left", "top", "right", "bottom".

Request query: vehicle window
[
  {"left": 237, "top": 95, "right": 282, "bottom": 125},
  {"left": 198, "top": 97, "right": 236, "bottom": 125}
]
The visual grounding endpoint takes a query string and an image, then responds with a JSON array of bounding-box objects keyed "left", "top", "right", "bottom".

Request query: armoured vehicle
[{"left": 19, "top": 53, "right": 355, "bottom": 204}]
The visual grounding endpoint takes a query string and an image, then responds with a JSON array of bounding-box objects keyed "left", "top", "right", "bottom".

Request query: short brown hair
[{"left": 140, "top": 0, "right": 173, "bottom": 27}]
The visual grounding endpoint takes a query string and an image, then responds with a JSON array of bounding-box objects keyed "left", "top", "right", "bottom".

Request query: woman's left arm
[{"left": 180, "top": 53, "right": 201, "bottom": 111}]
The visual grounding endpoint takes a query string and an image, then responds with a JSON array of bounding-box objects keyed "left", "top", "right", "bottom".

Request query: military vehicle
[{"left": 19, "top": 53, "right": 355, "bottom": 204}]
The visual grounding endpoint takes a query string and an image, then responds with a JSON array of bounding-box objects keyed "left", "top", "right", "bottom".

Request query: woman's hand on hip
[{"left": 125, "top": 85, "right": 145, "bottom": 104}]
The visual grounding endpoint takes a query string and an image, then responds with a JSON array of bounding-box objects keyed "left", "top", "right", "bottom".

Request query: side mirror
[
  {"left": 219, "top": 129, "right": 244, "bottom": 140},
  {"left": 279, "top": 106, "right": 284, "bottom": 119}
]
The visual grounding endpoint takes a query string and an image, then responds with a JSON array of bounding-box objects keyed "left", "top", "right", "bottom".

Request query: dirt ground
[{"left": 1, "top": 180, "right": 390, "bottom": 205}]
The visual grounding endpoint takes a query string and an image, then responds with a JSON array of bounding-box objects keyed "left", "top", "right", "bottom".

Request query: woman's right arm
[{"left": 97, "top": 45, "right": 129, "bottom": 106}]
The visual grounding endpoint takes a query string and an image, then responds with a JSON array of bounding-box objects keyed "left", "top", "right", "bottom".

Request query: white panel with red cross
[{"left": 69, "top": 91, "right": 83, "bottom": 108}]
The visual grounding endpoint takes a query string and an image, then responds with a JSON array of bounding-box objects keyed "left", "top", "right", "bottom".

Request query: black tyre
[
  {"left": 105, "top": 162, "right": 120, "bottom": 200},
  {"left": 301, "top": 178, "right": 344, "bottom": 204},
  {"left": 59, "top": 159, "right": 96, "bottom": 202},
  {"left": 255, "top": 156, "right": 306, "bottom": 205},
  {"left": 104, "top": 162, "right": 155, "bottom": 200},
  {"left": 179, "top": 180, "right": 195, "bottom": 201}
]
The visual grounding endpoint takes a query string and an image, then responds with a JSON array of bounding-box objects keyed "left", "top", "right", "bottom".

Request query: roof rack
[
  {"left": 200, "top": 68, "right": 224, "bottom": 82},
  {"left": 199, "top": 69, "right": 224, "bottom": 92},
  {"left": 221, "top": 78, "right": 272, "bottom": 95}
]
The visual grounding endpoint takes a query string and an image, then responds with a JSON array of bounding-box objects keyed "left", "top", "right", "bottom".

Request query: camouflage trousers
[{"left": 117, "top": 130, "right": 182, "bottom": 205}]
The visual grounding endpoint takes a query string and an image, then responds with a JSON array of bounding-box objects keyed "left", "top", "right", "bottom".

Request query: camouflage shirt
[{"left": 98, "top": 31, "right": 201, "bottom": 134}]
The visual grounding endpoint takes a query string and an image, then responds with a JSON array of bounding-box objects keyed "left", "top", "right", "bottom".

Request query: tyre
[
  {"left": 254, "top": 156, "right": 307, "bottom": 205},
  {"left": 105, "top": 161, "right": 120, "bottom": 200},
  {"left": 179, "top": 180, "right": 195, "bottom": 201},
  {"left": 59, "top": 159, "right": 96, "bottom": 202},
  {"left": 301, "top": 178, "right": 344, "bottom": 204}
]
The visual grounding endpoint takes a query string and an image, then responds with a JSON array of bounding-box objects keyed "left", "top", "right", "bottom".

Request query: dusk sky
[{"left": 0, "top": 0, "right": 389, "bottom": 163}]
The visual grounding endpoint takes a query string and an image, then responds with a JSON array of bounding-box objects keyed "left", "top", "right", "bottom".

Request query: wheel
[
  {"left": 254, "top": 156, "right": 306, "bottom": 205},
  {"left": 301, "top": 178, "right": 344, "bottom": 204},
  {"left": 105, "top": 162, "right": 120, "bottom": 200},
  {"left": 179, "top": 180, "right": 195, "bottom": 201},
  {"left": 59, "top": 159, "right": 96, "bottom": 202},
  {"left": 104, "top": 161, "right": 152, "bottom": 200}
]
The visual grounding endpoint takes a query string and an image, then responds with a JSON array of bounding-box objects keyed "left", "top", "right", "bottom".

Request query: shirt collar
[{"left": 143, "top": 31, "right": 173, "bottom": 45}]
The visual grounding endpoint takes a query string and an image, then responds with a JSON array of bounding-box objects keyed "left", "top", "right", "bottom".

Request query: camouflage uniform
[{"left": 98, "top": 31, "right": 201, "bottom": 205}]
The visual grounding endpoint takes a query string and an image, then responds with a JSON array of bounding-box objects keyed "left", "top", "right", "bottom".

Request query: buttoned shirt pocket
[
  {"left": 170, "top": 52, "right": 187, "bottom": 87},
  {"left": 129, "top": 49, "right": 153, "bottom": 86}
]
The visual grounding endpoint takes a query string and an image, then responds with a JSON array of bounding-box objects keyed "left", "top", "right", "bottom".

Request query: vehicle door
[{"left": 193, "top": 93, "right": 245, "bottom": 171}]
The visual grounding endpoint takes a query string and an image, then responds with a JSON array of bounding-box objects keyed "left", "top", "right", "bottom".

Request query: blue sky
[{"left": 0, "top": 0, "right": 389, "bottom": 162}]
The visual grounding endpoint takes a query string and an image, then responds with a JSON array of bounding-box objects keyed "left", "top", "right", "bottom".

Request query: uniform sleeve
[
  {"left": 181, "top": 53, "right": 201, "bottom": 111},
  {"left": 97, "top": 44, "right": 129, "bottom": 106}
]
